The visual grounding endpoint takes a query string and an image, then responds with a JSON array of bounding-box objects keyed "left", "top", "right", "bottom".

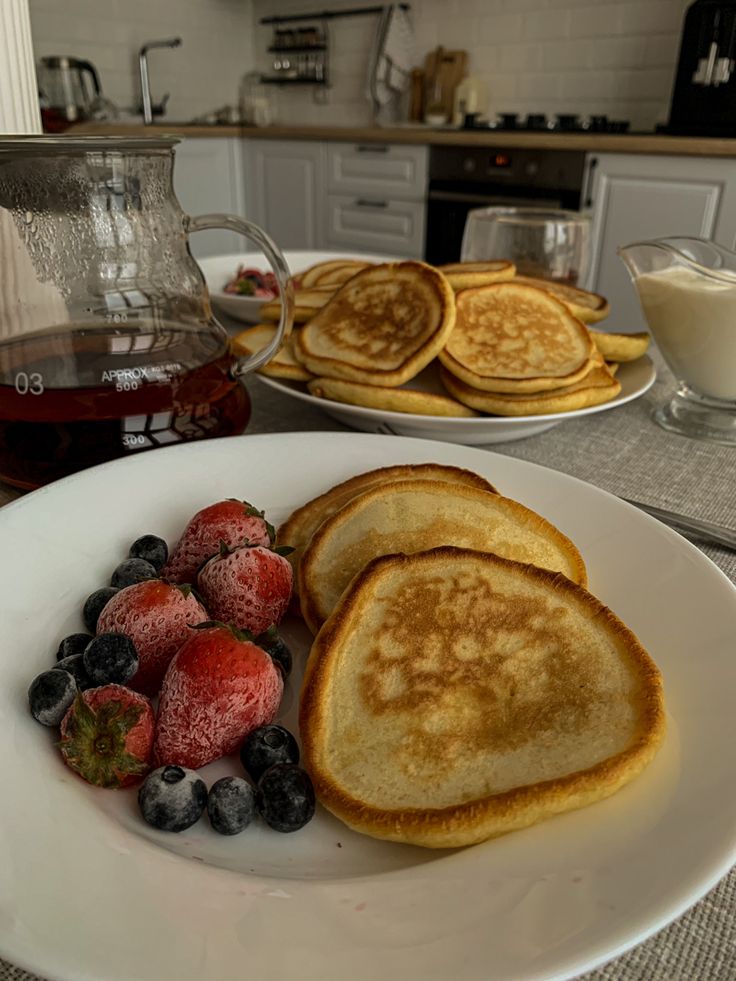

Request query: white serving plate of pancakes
[
  {"left": 198, "top": 250, "right": 397, "bottom": 323},
  {"left": 259, "top": 355, "right": 656, "bottom": 443},
  {"left": 1, "top": 432, "right": 735, "bottom": 981}
]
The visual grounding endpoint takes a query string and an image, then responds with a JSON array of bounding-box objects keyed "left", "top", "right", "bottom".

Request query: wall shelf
[
  {"left": 268, "top": 44, "right": 327, "bottom": 53},
  {"left": 260, "top": 4, "right": 409, "bottom": 24},
  {"left": 260, "top": 76, "right": 328, "bottom": 85}
]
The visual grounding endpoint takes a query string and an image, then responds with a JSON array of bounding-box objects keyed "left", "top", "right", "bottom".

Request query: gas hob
[{"left": 465, "top": 112, "right": 631, "bottom": 134}]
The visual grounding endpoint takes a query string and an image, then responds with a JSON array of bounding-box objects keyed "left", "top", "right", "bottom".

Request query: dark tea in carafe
[{"left": 0, "top": 323, "right": 250, "bottom": 490}]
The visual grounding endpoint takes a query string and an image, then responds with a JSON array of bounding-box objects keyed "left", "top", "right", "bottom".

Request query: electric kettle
[{"left": 37, "top": 56, "right": 116, "bottom": 129}]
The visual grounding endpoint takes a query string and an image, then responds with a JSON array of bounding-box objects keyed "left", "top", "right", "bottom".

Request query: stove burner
[
  {"left": 556, "top": 114, "right": 580, "bottom": 131},
  {"left": 482, "top": 112, "right": 631, "bottom": 134}
]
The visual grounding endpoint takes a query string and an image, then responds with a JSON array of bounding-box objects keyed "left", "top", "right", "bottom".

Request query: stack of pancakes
[
  {"left": 279, "top": 464, "right": 666, "bottom": 849},
  {"left": 232, "top": 256, "right": 651, "bottom": 419}
]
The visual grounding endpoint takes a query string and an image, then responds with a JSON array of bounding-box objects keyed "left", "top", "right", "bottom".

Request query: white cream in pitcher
[{"left": 635, "top": 265, "right": 736, "bottom": 401}]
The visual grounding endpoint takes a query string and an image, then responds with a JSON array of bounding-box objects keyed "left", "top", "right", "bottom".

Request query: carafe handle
[{"left": 186, "top": 213, "right": 295, "bottom": 378}]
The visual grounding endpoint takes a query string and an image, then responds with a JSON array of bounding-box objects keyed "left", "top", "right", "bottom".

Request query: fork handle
[{"left": 624, "top": 499, "right": 736, "bottom": 550}]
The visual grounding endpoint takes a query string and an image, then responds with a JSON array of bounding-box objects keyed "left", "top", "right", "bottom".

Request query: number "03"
[{"left": 15, "top": 372, "right": 44, "bottom": 395}]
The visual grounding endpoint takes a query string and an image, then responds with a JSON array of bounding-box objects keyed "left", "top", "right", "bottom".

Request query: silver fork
[{"left": 622, "top": 498, "right": 736, "bottom": 550}]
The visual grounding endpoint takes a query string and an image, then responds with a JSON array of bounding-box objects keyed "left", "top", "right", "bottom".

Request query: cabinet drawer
[
  {"left": 324, "top": 194, "right": 425, "bottom": 257},
  {"left": 326, "top": 143, "right": 428, "bottom": 200}
]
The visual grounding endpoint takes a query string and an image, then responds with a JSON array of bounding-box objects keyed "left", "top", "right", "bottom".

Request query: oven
[{"left": 424, "top": 145, "right": 591, "bottom": 265}]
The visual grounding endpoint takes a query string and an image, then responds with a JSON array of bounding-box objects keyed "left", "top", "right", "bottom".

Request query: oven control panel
[{"left": 429, "top": 145, "right": 587, "bottom": 192}]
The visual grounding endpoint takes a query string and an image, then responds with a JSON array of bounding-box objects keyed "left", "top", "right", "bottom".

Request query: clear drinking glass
[{"left": 461, "top": 207, "right": 592, "bottom": 287}]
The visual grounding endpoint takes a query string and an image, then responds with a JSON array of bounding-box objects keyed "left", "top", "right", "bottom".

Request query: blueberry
[
  {"left": 240, "top": 724, "right": 300, "bottom": 782},
  {"left": 255, "top": 629, "right": 293, "bottom": 679},
  {"left": 83, "top": 633, "right": 139, "bottom": 686},
  {"left": 207, "top": 776, "right": 256, "bottom": 835},
  {"left": 28, "top": 669, "right": 78, "bottom": 726},
  {"left": 55, "top": 653, "right": 93, "bottom": 690},
  {"left": 256, "top": 763, "right": 315, "bottom": 833},
  {"left": 138, "top": 765, "right": 208, "bottom": 832},
  {"left": 129, "top": 535, "right": 168, "bottom": 572},
  {"left": 110, "top": 558, "right": 158, "bottom": 589},
  {"left": 82, "top": 587, "right": 119, "bottom": 633},
  {"left": 56, "top": 632, "right": 93, "bottom": 661}
]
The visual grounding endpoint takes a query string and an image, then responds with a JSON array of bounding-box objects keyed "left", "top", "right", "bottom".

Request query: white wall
[
  {"left": 252, "top": 0, "right": 691, "bottom": 131},
  {"left": 28, "top": 0, "right": 255, "bottom": 122}
]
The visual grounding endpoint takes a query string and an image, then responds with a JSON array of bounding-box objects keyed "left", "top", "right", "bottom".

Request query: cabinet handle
[
  {"left": 584, "top": 156, "right": 598, "bottom": 209},
  {"left": 354, "top": 198, "right": 388, "bottom": 208},
  {"left": 355, "top": 144, "right": 389, "bottom": 153}
]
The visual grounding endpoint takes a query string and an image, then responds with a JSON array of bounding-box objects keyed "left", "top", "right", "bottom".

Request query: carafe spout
[
  {"left": 617, "top": 240, "right": 680, "bottom": 284},
  {"left": 619, "top": 236, "right": 736, "bottom": 284}
]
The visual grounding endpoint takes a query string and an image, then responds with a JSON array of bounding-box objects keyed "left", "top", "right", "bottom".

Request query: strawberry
[
  {"left": 162, "top": 499, "right": 274, "bottom": 584},
  {"left": 154, "top": 623, "right": 283, "bottom": 769},
  {"left": 96, "top": 580, "right": 209, "bottom": 696},
  {"left": 197, "top": 543, "right": 293, "bottom": 636},
  {"left": 59, "top": 684, "right": 154, "bottom": 788}
]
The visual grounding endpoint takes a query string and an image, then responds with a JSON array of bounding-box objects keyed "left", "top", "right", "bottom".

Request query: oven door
[{"left": 424, "top": 189, "right": 568, "bottom": 266}]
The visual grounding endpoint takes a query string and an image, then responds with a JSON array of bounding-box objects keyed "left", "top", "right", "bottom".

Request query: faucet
[{"left": 138, "top": 37, "right": 182, "bottom": 124}]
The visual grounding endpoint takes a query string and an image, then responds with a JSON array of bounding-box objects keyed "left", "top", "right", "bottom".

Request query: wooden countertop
[{"left": 71, "top": 121, "right": 736, "bottom": 157}]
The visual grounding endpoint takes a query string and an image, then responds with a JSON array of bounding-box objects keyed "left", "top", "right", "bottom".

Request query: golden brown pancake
[
  {"left": 437, "top": 260, "right": 516, "bottom": 290},
  {"left": 306, "top": 376, "right": 478, "bottom": 417},
  {"left": 512, "top": 276, "right": 610, "bottom": 324},
  {"left": 440, "top": 360, "right": 621, "bottom": 416},
  {"left": 589, "top": 330, "right": 650, "bottom": 362},
  {"left": 300, "top": 547, "right": 665, "bottom": 848},
  {"left": 298, "top": 478, "right": 587, "bottom": 633},
  {"left": 277, "top": 463, "right": 497, "bottom": 587},
  {"left": 232, "top": 324, "right": 313, "bottom": 381},
  {"left": 300, "top": 259, "right": 365, "bottom": 288},
  {"left": 438, "top": 282, "right": 595, "bottom": 393},
  {"left": 312, "top": 261, "right": 372, "bottom": 287},
  {"left": 259, "top": 287, "right": 336, "bottom": 324},
  {"left": 294, "top": 261, "right": 456, "bottom": 387}
]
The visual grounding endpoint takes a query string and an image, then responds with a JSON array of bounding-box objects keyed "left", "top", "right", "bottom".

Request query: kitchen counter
[{"left": 71, "top": 121, "right": 736, "bottom": 157}]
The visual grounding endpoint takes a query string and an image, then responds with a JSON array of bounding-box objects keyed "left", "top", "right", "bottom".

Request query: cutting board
[{"left": 423, "top": 47, "right": 468, "bottom": 120}]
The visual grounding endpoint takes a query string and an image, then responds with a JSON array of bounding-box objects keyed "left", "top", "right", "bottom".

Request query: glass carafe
[
  {"left": 619, "top": 236, "right": 736, "bottom": 444},
  {"left": 0, "top": 136, "right": 294, "bottom": 489}
]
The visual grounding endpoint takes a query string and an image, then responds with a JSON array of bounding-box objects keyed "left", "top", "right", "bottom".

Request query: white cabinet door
[
  {"left": 243, "top": 139, "right": 325, "bottom": 250},
  {"left": 588, "top": 153, "right": 736, "bottom": 331},
  {"left": 326, "top": 143, "right": 428, "bottom": 200},
  {"left": 324, "top": 194, "right": 425, "bottom": 257},
  {"left": 173, "top": 138, "right": 245, "bottom": 259}
]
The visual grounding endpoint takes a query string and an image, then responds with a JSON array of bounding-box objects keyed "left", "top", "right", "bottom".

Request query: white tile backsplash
[
  {"left": 252, "top": 0, "right": 690, "bottom": 132},
  {"left": 28, "top": 0, "right": 255, "bottom": 122},
  {"left": 26, "top": 0, "right": 691, "bottom": 133}
]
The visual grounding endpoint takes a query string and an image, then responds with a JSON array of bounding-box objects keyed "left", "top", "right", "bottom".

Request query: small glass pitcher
[
  {"left": 619, "top": 237, "right": 736, "bottom": 444},
  {"left": 0, "top": 135, "right": 294, "bottom": 489}
]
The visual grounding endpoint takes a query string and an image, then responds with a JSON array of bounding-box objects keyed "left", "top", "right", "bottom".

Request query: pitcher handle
[{"left": 186, "top": 213, "right": 295, "bottom": 378}]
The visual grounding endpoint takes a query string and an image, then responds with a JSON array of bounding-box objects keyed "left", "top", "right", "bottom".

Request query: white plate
[
  {"left": 259, "top": 356, "right": 656, "bottom": 444},
  {"left": 2, "top": 433, "right": 735, "bottom": 981},
  {"left": 198, "top": 250, "right": 397, "bottom": 323}
]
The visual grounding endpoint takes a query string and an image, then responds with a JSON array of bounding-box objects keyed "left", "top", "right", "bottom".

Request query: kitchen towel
[{"left": 367, "top": 3, "right": 415, "bottom": 111}]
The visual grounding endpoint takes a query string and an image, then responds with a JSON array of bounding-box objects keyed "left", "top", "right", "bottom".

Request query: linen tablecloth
[{"left": 1, "top": 349, "right": 734, "bottom": 981}]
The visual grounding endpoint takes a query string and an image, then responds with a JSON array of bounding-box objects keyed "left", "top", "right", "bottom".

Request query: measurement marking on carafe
[{"left": 14, "top": 372, "right": 44, "bottom": 396}]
